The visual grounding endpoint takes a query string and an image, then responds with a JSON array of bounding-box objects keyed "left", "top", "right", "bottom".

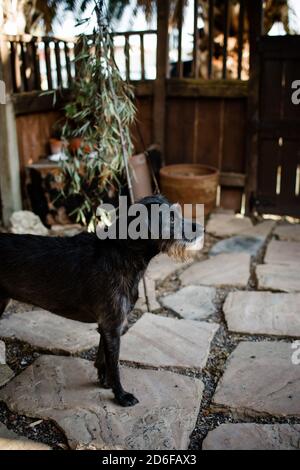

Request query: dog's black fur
[{"left": 0, "top": 195, "right": 203, "bottom": 407}]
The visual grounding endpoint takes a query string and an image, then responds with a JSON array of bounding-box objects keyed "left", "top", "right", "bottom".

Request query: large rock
[
  {"left": 206, "top": 213, "right": 253, "bottom": 238},
  {"left": 120, "top": 313, "right": 219, "bottom": 370},
  {"left": 274, "top": 223, "right": 300, "bottom": 242},
  {"left": 265, "top": 240, "right": 300, "bottom": 266},
  {"left": 180, "top": 253, "right": 251, "bottom": 289},
  {"left": 146, "top": 254, "right": 192, "bottom": 284},
  {"left": 224, "top": 291, "right": 300, "bottom": 337},
  {"left": 210, "top": 236, "right": 264, "bottom": 257},
  {"left": 10, "top": 211, "right": 48, "bottom": 236},
  {"left": 0, "top": 310, "right": 99, "bottom": 354},
  {"left": 202, "top": 423, "right": 300, "bottom": 450},
  {"left": 160, "top": 285, "right": 217, "bottom": 320},
  {"left": 0, "top": 340, "right": 5, "bottom": 364},
  {"left": 212, "top": 341, "right": 300, "bottom": 417},
  {"left": 257, "top": 263, "right": 300, "bottom": 293},
  {"left": 0, "top": 423, "right": 50, "bottom": 450},
  {"left": 0, "top": 355, "right": 203, "bottom": 450},
  {"left": 210, "top": 220, "right": 276, "bottom": 257}
]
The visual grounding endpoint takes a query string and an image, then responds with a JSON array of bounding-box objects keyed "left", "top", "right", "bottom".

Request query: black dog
[{"left": 0, "top": 196, "right": 204, "bottom": 407}]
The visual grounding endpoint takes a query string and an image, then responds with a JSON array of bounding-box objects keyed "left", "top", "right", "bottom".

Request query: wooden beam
[
  {"left": 153, "top": 0, "right": 170, "bottom": 157},
  {"left": 220, "top": 172, "right": 246, "bottom": 188},
  {"left": 245, "top": 0, "right": 263, "bottom": 214},
  {"left": 167, "top": 78, "right": 248, "bottom": 98},
  {"left": 13, "top": 89, "right": 71, "bottom": 115},
  {"left": 0, "top": 37, "right": 22, "bottom": 225}
]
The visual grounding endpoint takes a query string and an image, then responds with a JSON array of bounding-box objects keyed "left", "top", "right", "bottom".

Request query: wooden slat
[
  {"left": 10, "top": 42, "right": 19, "bottom": 93},
  {"left": 54, "top": 40, "right": 62, "bottom": 87},
  {"left": 124, "top": 34, "right": 130, "bottom": 81},
  {"left": 44, "top": 39, "right": 53, "bottom": 90},
  {"left": 222, "top": 0, "right": 230, "bottom": 80},
  {"left": 20, "top": 42, "right": 28, "bottom": 92},
  {"left": 237, "top": 0, "right": 245, "bottom": 79},
  {"left": 208, "top": 0, "right": 214, "bottom": 79},
  {"left": 177, "top": 0, "right": 184, "bottom": 79},
  {"left": 30, "top": 40, "right": 41, "bottom": 90},
  {"left": 140, "top": 34, "right": 145, "bottom": 80},
  {"left": 64, "top": 42, "right": 72, "bottom": 87},
  {"left": 193, "top": 0, "right": 200, "bottom": 79}
]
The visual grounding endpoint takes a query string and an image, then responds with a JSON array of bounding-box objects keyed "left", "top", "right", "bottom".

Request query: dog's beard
[
  {"left": 162, "top": 235, "right": 204, "bottom": 262},
  {"left": 162, "top": 240, "right": 193, "bottom": 262}
]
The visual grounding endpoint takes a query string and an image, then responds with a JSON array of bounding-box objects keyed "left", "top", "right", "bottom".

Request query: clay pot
[
  {"left": 69, "top": 137, "right": 82, "bottom": 154},
  {"left": 49, "top": 138, "right": 64, "bottom": 155},
  {"left": 129, "top": 153, "right": 153, "bottom": 201},
  {"left": 160, "top": 164, "right": 219, "bottom": 217}
]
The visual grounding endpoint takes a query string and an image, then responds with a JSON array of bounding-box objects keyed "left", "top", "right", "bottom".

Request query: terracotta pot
[
  {"left": 69, "top": 137, "right": 82, "bottom": 153},
  {"left": 160, "top": 164, "right": 219, "bottom": 217},
  {"left": 129, "top": 153, "right": 153, "bottom": 201},
  {"left": 49, "top": 138, "right": 63, "bottom": 155}
]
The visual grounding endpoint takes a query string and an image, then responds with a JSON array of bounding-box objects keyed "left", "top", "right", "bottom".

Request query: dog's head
[{"left": 136, "top": 195, "right": 204, "bottom": 261}]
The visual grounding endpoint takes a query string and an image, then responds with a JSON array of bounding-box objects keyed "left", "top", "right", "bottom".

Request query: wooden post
[
  {"left": 154, "top": 0, "right": 170, "bottom": 159},
  {"left": 0, "top": 36, "right": 22, "bottom": 226},
  {"left": 245, "top": 0, "right": 263, "bottom": 214}
]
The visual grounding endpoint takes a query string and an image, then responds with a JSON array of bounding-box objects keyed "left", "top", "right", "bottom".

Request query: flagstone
[
  {"left": 265, "top": 240, "right": 300, "bottom": 266},
  {"left": 274, "top": 223, "right": 300, "bottom": 242},
  {"left": 135, "top": 276, "right": 161, "bottom": 312},
  {"left": 0, "top": 355, "right": 203, "bottom": 450},
  {"left": 180, "top": 253, "right": 251, "bottom": 288},
  {"left": 202, "top": 423, "right": 300, "bottom": 450},
  {"left": 212, "top": 341, "right": 300, "bottom": 417},
  {"left": 146, "top": 254, "right": 192, "bottom": 283},
  {"left": 210, "top": 235, "right": 264, "bottom": 257},
  {"left": 0, "top": 364, "right": 14, "bottom": 387},
  {"left": 256, "top": 263, "right": 300, "bottom": 293},
  {"left": 120, "top": 313, "right": 219, "bottom": 369},
  {"left": 206, "top": 213, "right": 253, "bottom": 238},
  {"left": 0, "top": 310, "right": 99, "bottom": 354},
  {"left": 224, "top": 291, "right": 300, "bottom": 337},
  {"left": 160, "top": 285, "right": 217, "bottom": 320}
]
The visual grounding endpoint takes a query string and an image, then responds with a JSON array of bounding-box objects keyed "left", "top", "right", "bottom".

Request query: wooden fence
[{"left": 0, "top": 0, "right": 263, "bottom": 224}]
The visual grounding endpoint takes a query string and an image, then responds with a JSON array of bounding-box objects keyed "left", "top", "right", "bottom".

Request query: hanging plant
[{"left": 57, "top": 0, "right": 136, "bottom": 229}]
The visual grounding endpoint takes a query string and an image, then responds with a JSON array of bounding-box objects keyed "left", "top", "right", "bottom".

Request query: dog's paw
[{"left": 116, "top": 392, "right": 139, "bottom": 407}]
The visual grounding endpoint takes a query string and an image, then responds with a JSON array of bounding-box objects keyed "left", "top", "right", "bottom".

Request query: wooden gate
[{"left": 253, "top": 36, "right": 300, "bottom": 217}]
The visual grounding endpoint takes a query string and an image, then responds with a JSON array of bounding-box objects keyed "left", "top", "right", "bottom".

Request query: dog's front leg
[{"left": 100, "top": 327, "right": 139, "bottom": 407}]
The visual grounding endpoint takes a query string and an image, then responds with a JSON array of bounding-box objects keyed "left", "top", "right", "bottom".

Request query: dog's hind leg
[
  {"left": 95, "top": 335, "right": 110, "bottom": 389},
  {"left": 99, "top": 326, "right": 139, "bottom": 407}
]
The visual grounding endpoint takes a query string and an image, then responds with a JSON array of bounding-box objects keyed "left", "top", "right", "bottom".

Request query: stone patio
[{"left": 0, "top": 213, "right": 300, "bottom": 450}]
